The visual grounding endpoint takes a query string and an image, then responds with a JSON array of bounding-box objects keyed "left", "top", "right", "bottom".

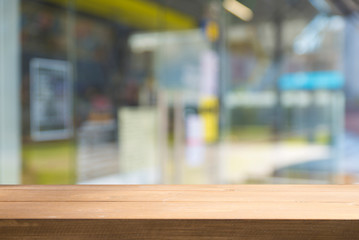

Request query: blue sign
[{"left": 279, "top": 71, "right": 344, "bottom": 90}]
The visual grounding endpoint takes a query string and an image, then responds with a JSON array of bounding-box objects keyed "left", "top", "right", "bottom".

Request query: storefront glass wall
[{"left": 1, "top": 0, "right": 358, "bottom": 184}]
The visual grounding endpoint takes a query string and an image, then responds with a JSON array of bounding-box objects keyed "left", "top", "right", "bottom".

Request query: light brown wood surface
[{"left": 0, "top": 185, "right": 358, "bottom": 239}]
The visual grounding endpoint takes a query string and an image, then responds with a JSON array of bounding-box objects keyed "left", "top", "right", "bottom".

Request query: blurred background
[{"left": 0, "top": 0, "right": 359, "bottom": 184}]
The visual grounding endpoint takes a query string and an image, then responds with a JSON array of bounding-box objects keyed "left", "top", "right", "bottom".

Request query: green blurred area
[
  {"left": 227, "top": 126, "right": 271, "bottom": 142},
  {"left": 21, "top": 126, "right": 330, "bottom": 184},
  {"left": 22, "top": 141, "right": 76, "bottom": 184},
  {"left": 226, "top": 126, "right": 330, "bottom": 144}
]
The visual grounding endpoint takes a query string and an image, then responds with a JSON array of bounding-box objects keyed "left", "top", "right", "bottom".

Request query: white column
[{"left": 0, "top": 0, "right": 21, "bottom": 184}]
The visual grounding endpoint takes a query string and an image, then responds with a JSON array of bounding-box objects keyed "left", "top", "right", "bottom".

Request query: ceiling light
[{"left": 223, "top": 0, "right": 253, "bottom": 22}]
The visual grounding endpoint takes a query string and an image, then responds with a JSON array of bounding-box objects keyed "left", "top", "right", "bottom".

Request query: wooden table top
[{"left": 1, "top": 185, "right": 359, "bottom": 220}]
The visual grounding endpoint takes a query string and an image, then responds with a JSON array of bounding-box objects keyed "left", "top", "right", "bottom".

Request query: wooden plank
[
  {"left": 0, "top": 185, "right": 358, "bottom": 239},
  {"left": 1, "top": 184, "right": 358, "bottom": 191},
  {"left": 0, "top": 201, "right": 359, "bottom": 219},
  {"left": 0, "top": 220, "right": 358, "bottom": 240},
  {"left": 1, "top": 189, "right": 359, "bottom": 202}
]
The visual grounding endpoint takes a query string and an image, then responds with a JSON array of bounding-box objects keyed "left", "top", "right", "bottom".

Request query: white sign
[
  {"left": 200, "top": 49, "right": 219, "bottom": 97},
  {"left": 186, "top": 115, "right": 205, "bottom": 167},
  {"left": 118, "top": 107, "right": 158, "bottom": 183}
]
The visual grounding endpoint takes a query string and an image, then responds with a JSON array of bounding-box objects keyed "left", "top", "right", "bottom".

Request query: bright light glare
[{"left": 223, "top": 0, "right": 253, "bottom": 22}]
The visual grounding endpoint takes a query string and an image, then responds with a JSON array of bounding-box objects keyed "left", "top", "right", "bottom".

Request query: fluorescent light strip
[{"left": 223, "top": 0, "right": 253, "bottom": 22}]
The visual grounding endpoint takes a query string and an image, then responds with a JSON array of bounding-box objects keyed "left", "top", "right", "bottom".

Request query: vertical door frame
[{"left": 0, "top": 0, "right": 21, "bottom": 183}]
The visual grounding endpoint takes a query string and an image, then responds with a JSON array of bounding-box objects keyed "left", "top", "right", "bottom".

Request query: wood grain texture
[{"left": 0, "top": 185, "right": 358, "bottom": 239}]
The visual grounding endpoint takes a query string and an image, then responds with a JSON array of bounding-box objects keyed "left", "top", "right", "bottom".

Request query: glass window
[{"left": 0, "top": 0, "right": 358, "bottom": 184}]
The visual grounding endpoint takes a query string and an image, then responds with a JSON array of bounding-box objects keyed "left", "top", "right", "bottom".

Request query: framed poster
[{"left": 30, "top": 58, "right": 73, "bottom": 141}]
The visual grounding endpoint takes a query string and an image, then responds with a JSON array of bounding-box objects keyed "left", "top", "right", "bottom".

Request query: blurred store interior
[{"left": 1, "top": 0, "right": 359, "bottom": 184}]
